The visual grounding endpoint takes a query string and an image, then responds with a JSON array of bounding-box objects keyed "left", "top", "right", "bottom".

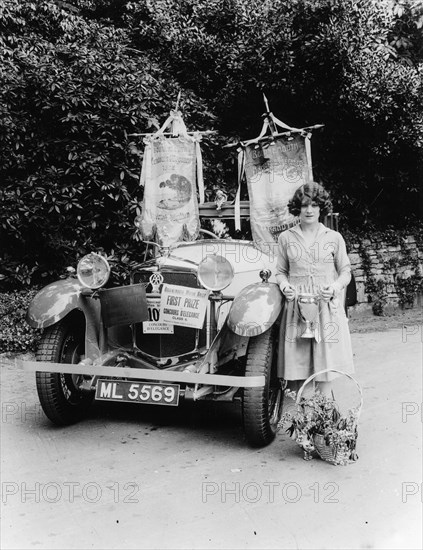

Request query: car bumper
[{"left": 16, "top": 359, "right": 265, "bottom": 388}]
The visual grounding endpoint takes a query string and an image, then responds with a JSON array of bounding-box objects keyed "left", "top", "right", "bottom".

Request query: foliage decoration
[{"left": 279, "top": 387, "right": 360, "bottom": 465}]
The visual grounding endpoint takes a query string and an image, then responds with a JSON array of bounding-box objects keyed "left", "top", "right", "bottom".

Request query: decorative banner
[
  {"left": 159, "top": 284, "right": 209, "bottom": 329},
  {"left": 139, "top": 137, "right": 200, "bottom": 247},
  {"left": 243, "top": 134, "right": 309, "bottom": 251}
]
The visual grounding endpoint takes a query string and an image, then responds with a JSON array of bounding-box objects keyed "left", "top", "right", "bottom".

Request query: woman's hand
[
  {"left": 281, "top": 283, "right": 296, "bottom": 301},
  {"left": 320, "top": 285, "right": 335, "bottom": 302}
]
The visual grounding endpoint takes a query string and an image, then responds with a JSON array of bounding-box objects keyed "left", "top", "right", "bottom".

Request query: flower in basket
[{"left": 278, "top": 388, "right": 360, "bottom": 465}]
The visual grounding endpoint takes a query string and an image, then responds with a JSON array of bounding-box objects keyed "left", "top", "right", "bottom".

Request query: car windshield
[{"left": 169, "top": 239, "right": 276, "bottom": 270}]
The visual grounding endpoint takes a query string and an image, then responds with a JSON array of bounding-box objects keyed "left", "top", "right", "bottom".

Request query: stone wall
[{"left": 346, "top": 234, "right": 423, "bottom": 314}]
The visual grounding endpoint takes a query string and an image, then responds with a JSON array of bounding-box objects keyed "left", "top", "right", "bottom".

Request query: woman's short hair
[{"left": 287, "top": 181, "right": 333, "bottom": 217}]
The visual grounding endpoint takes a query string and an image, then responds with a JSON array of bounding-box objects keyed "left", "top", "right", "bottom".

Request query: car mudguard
[
  {"left": 227, "top": 282, "right": 283, "bottom": 337},
  {"left": 26, "top": 279, "right": 86, "bottom": 329}
]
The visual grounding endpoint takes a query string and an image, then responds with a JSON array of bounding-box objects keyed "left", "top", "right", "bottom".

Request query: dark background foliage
[
  {"left": 0, "top": 289, "right": 42, "bottom": 353},
  {"left": 1, "top": 0, "right": 422, "bottom": 291}
]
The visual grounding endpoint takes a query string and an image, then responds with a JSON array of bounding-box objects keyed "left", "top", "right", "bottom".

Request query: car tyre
[
  {"left": 36, "top": 316, "right": 93, "bottom": 425},
  {"left": 242, "top": 325, "right": 283, "bottom": 447}
]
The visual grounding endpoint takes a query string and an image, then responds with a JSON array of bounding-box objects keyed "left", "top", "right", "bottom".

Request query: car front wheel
[
  {"left": 36, "top": 316, "right": 93, "bottom": 425},
  {"left": 242, "top": 325, "right": 283, "bottom": 447}
]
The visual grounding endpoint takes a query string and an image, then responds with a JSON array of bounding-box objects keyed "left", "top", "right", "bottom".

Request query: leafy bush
[
  {"left": 0, "top": 289, "right": 42, "bottom": 353},
  {"left": 0, "top": 0, "right": 216, "bottom": 290},
  {"left": 1, "top": 0, "right": 422, "bottom": 291},
  {"left": 129, "top": 0, "right": 423, "bottom": 225}
]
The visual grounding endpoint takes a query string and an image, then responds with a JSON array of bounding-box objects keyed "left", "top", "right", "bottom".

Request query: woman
[{"left": 276, "top": 181, "right": 354, "bottom": 396}]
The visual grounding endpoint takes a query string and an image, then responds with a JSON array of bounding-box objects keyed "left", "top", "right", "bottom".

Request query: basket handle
[{"left": 295, "top": 368, "right": 363, "bottom": 416}]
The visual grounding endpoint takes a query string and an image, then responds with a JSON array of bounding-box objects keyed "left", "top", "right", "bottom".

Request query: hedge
[{"left": 0, "top": 289, "right": 42, "bottom": 354}]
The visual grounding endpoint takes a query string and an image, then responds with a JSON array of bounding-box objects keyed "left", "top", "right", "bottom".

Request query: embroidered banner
[
  {"left": 243, "top": 134, "right": 309, "bottom": 251},
  {"left": 139, "top": 137, "right": 200, "bottom": 247}
]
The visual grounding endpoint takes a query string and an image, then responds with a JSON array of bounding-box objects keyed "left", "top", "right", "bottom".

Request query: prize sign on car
[
  {"left": 143, "top": 297, "right": 174, "bottom": 334},
  {"left": 160, "top": 284, "right": 209, "bottom": 329}
]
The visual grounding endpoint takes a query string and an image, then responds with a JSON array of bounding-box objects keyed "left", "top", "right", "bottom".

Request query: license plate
[{"left": 95, "top": 379, "right": 180, "bottom": 406}]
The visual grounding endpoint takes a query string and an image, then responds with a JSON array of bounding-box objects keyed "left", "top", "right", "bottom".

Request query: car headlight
[
  {"left": 77, "top": 253, "right": 110, "bottom": 289},
  {"left": 197, "top": 254, "right": 234, "bottom": 291}
]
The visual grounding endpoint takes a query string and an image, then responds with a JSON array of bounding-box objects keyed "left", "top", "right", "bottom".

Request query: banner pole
[
  {"left": 174, "top": 90, "right": 181, "bottom": 112},
  {"left": 263, "top": 93, "right": 270, "bottom": 113},
  {"left": 262, "top": 93, "right": 278, "bottom": 135}
]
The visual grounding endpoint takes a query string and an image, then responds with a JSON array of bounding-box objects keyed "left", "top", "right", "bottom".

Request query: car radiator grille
[{"left": 132, "top": 270, "right": 207, "bottom": 358}]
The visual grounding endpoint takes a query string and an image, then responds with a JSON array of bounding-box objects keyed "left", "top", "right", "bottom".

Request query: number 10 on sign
[{"left": 143, "top": 297, "right": 174, "bottom": 334}]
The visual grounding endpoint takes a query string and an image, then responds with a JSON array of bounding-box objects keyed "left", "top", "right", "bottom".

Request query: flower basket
[
  {"left": 313, "top": 433, "right": 356, "bottom": 466},
  {"left": 280, "top": 369, "right": 363, "bottom": 466}
]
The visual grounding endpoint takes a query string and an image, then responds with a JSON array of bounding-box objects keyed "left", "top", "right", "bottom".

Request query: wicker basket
[
  {"left": 296, "top": 369, "right": 363, "bottom": 466},
  {"left": 313, "top": 433, "right": 357, "bottom": 466}
]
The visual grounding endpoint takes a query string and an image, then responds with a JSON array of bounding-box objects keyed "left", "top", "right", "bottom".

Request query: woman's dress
[{"left": 276, "top": 223, "right": 354, "bottom": 382}]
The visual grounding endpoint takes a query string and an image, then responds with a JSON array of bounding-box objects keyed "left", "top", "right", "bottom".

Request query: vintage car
[
  {"left": 23, "top": 196, "right": 356, "bottom": 447},
  {"left": 22, "top": 94, "right": 358, "bottom": 447},
  {"left": 24, "top": 200, "right": 292, "bottom": 447}
]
